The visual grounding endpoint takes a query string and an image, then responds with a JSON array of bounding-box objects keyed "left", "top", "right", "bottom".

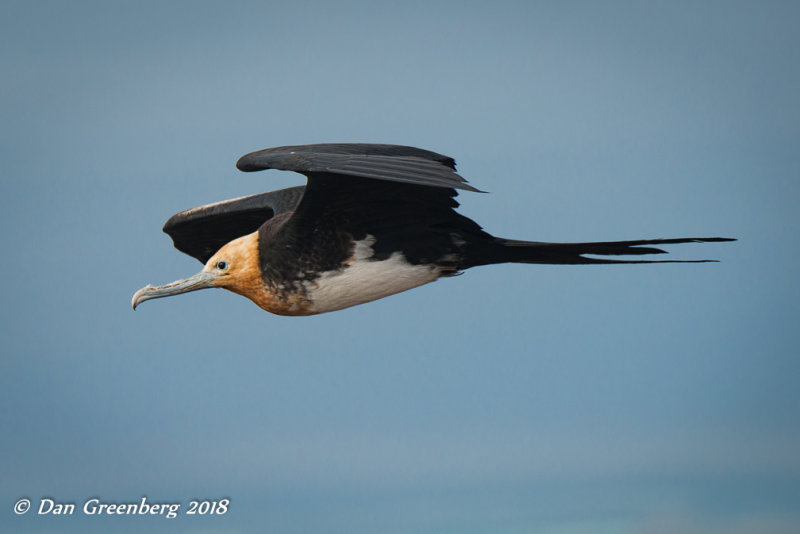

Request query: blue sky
[{"left": 2, "top": 1, "right": 798, "bottom": 533}]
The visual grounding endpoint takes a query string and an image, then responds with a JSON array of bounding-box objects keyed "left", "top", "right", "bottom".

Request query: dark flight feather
[
  {"left": 163, "top": 186, "right": 305, "bottom": 263},
  {"left": 236, "top": 143, "right": 481, "bottom": 192}
]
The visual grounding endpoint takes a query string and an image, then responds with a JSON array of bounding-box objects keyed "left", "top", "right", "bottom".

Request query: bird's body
[
  {"left": 272, "top": 234, "right": 443, "bottom": 315},
  {"left": 132, "top": 143, "right": 733, "bottom": 315}
]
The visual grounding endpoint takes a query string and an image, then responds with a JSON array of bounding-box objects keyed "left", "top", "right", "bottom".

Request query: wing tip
[{"left": 236, "top": 153, "right": 262, "bottom": 172}]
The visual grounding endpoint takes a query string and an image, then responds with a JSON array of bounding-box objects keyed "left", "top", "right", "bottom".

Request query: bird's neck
[{"left": 222, "top": 231, "right": 316, "bottom": 316}]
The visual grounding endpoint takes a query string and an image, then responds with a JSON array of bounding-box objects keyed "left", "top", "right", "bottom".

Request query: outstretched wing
[
  {"left": 236, "top": 143, "right": 482, "bottom": 192},
  {"left": 236, "top": 144, "right": 492, "bottom": 281},
  {"left": 163, "top": 186, "right": 305, "bottom": 263}
]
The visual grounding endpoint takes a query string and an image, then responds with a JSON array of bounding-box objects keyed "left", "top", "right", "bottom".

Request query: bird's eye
[{"left": 216, "top": 261, "right": 228, "bottom": 270}]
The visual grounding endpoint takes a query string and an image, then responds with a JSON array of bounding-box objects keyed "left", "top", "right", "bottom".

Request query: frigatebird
[{"left": 132, "top": 143, "right": 733, "bottom": 316}]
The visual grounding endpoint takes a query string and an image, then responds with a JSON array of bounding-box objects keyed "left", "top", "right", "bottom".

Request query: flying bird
[{"left": 132, "top": 143, "right": 733, "bottom": 316}]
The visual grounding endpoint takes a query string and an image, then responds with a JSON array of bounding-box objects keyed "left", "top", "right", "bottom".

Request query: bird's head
[{"left": 132, "top": 232, "right": 261, "bottom": 309}]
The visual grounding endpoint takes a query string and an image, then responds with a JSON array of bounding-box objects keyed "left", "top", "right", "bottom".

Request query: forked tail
[{"left": 475, "top": 237, "right": 735, "bottom": 266}]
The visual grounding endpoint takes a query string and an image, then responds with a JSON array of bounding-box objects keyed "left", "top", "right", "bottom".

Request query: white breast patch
[{"left": 305, "top": 235, "right": 441, "bottom": 313}]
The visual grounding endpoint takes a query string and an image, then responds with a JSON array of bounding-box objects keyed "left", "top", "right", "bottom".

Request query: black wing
[
  {"left": 236, "top": 143, "right": 483, "bottom": 192},
  {"left": 163, "top": 186, "right": 305, "bottom": 263},
  {"left": 238, "top": 144, "right": 493, "bottom": 284}
]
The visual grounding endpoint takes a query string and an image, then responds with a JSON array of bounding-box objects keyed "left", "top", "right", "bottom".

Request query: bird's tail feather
[{"left": 479, "top": 237, "right": 735, "bottom": 265}]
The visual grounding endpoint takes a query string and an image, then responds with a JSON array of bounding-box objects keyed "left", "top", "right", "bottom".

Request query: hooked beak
[{"left": 132, "top": 271, "right": 219, "bottom": 310}]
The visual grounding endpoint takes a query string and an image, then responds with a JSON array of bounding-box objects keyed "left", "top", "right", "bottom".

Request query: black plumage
[
  {"left": 163, "top": 186, "right": 305, "bottom": 264},
  {"left": 134, "top": 143, "right": 734, "bottom": 316}
]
